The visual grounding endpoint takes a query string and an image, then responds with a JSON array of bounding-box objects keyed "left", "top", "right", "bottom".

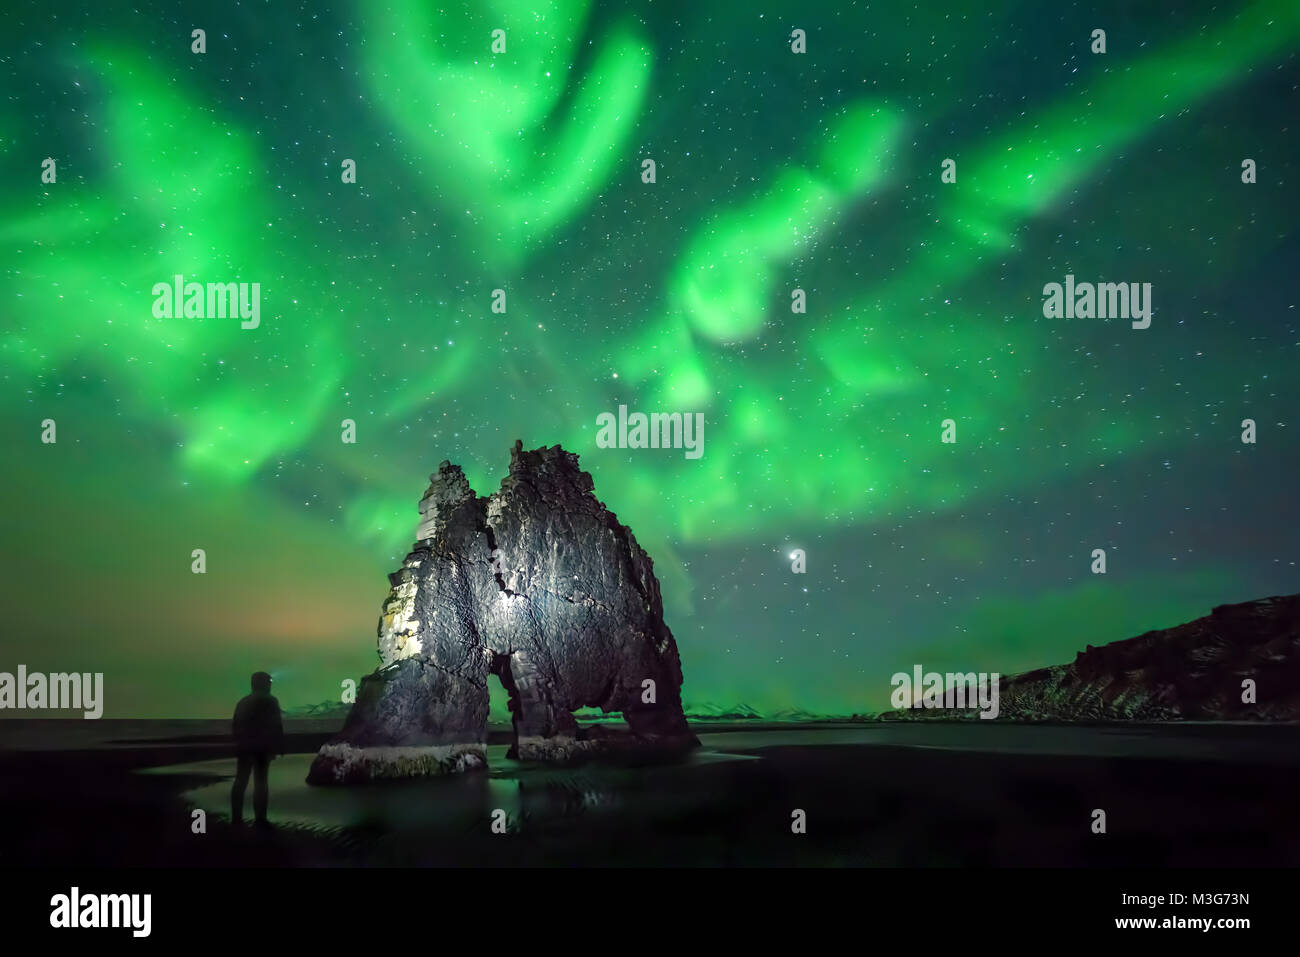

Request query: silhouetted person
[{"left": 231, "top": 671, "right": 284, "bottom": 827}]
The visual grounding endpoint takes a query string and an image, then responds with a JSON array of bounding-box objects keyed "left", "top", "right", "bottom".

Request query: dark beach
[{"left": 3, "top": 718, "right": 1298, "bottom": 867}]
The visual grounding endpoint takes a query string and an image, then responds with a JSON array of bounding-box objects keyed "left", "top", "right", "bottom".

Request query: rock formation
[{"left": 308, "top": 441, "right": 697, "bottom": 784}]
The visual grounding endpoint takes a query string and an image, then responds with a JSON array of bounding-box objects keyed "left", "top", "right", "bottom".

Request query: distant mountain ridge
[
  {"left": 886, "top": 593, "right": 1300, "bottom": 722},
  {"left": 999, "top": 593, "right": 1300, "bottom": 721},
  {"left": 285, "top": 700, "right": 351, "bottom": 719},
  {"left": 681, "top": 702, "right": 765, "bottom": 720}
]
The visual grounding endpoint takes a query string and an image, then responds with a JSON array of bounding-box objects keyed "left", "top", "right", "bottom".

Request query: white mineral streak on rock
[
  {"left": 377, "top": 565, "right": 422, "bottom": 663},
  {"left": 415, "top": 496, "right": 440, "bottom": 540}
]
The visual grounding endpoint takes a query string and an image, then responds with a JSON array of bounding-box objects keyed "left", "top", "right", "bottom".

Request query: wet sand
[{"left": 2, "top": 720, "right": 1298, "bottom": 866}]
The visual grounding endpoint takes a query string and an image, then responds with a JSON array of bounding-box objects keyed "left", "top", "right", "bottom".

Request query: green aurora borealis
[{"left": 2, "top": 0, "right": 1297, "bottom": 717}]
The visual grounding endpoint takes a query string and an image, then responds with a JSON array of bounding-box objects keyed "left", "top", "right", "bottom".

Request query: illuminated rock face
[{"left": 307, "top": 442, "right": 696, "bottom": 785}]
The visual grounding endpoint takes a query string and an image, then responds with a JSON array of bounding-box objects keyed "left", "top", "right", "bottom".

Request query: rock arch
[{"left": 308, "top": 441, "right": 696, "bottom": 784}]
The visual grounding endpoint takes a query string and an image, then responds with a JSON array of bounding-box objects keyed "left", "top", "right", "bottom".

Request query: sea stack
[{"left": 307, "top": 441, "right": 697, "bottom": 784}]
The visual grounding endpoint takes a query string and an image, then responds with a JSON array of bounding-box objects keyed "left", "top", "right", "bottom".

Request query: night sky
[{"left": 2, "top": 0, "right": 1296, "bottom": 718}]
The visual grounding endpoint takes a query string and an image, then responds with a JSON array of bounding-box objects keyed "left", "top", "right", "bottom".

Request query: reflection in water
[
  {"left": 146, "top": 724, "right": 1296, "bottom": 837},
  {"left": 125, "top": 724, "right": 1300, "bottom": 866},
  {"left": 153, "top": 743, "right": 749, "bottom": 833}
]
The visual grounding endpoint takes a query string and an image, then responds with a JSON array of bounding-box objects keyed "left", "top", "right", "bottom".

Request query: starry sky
[{"left": 2, "top": 0, "right": 1297, "bottom": 718}]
